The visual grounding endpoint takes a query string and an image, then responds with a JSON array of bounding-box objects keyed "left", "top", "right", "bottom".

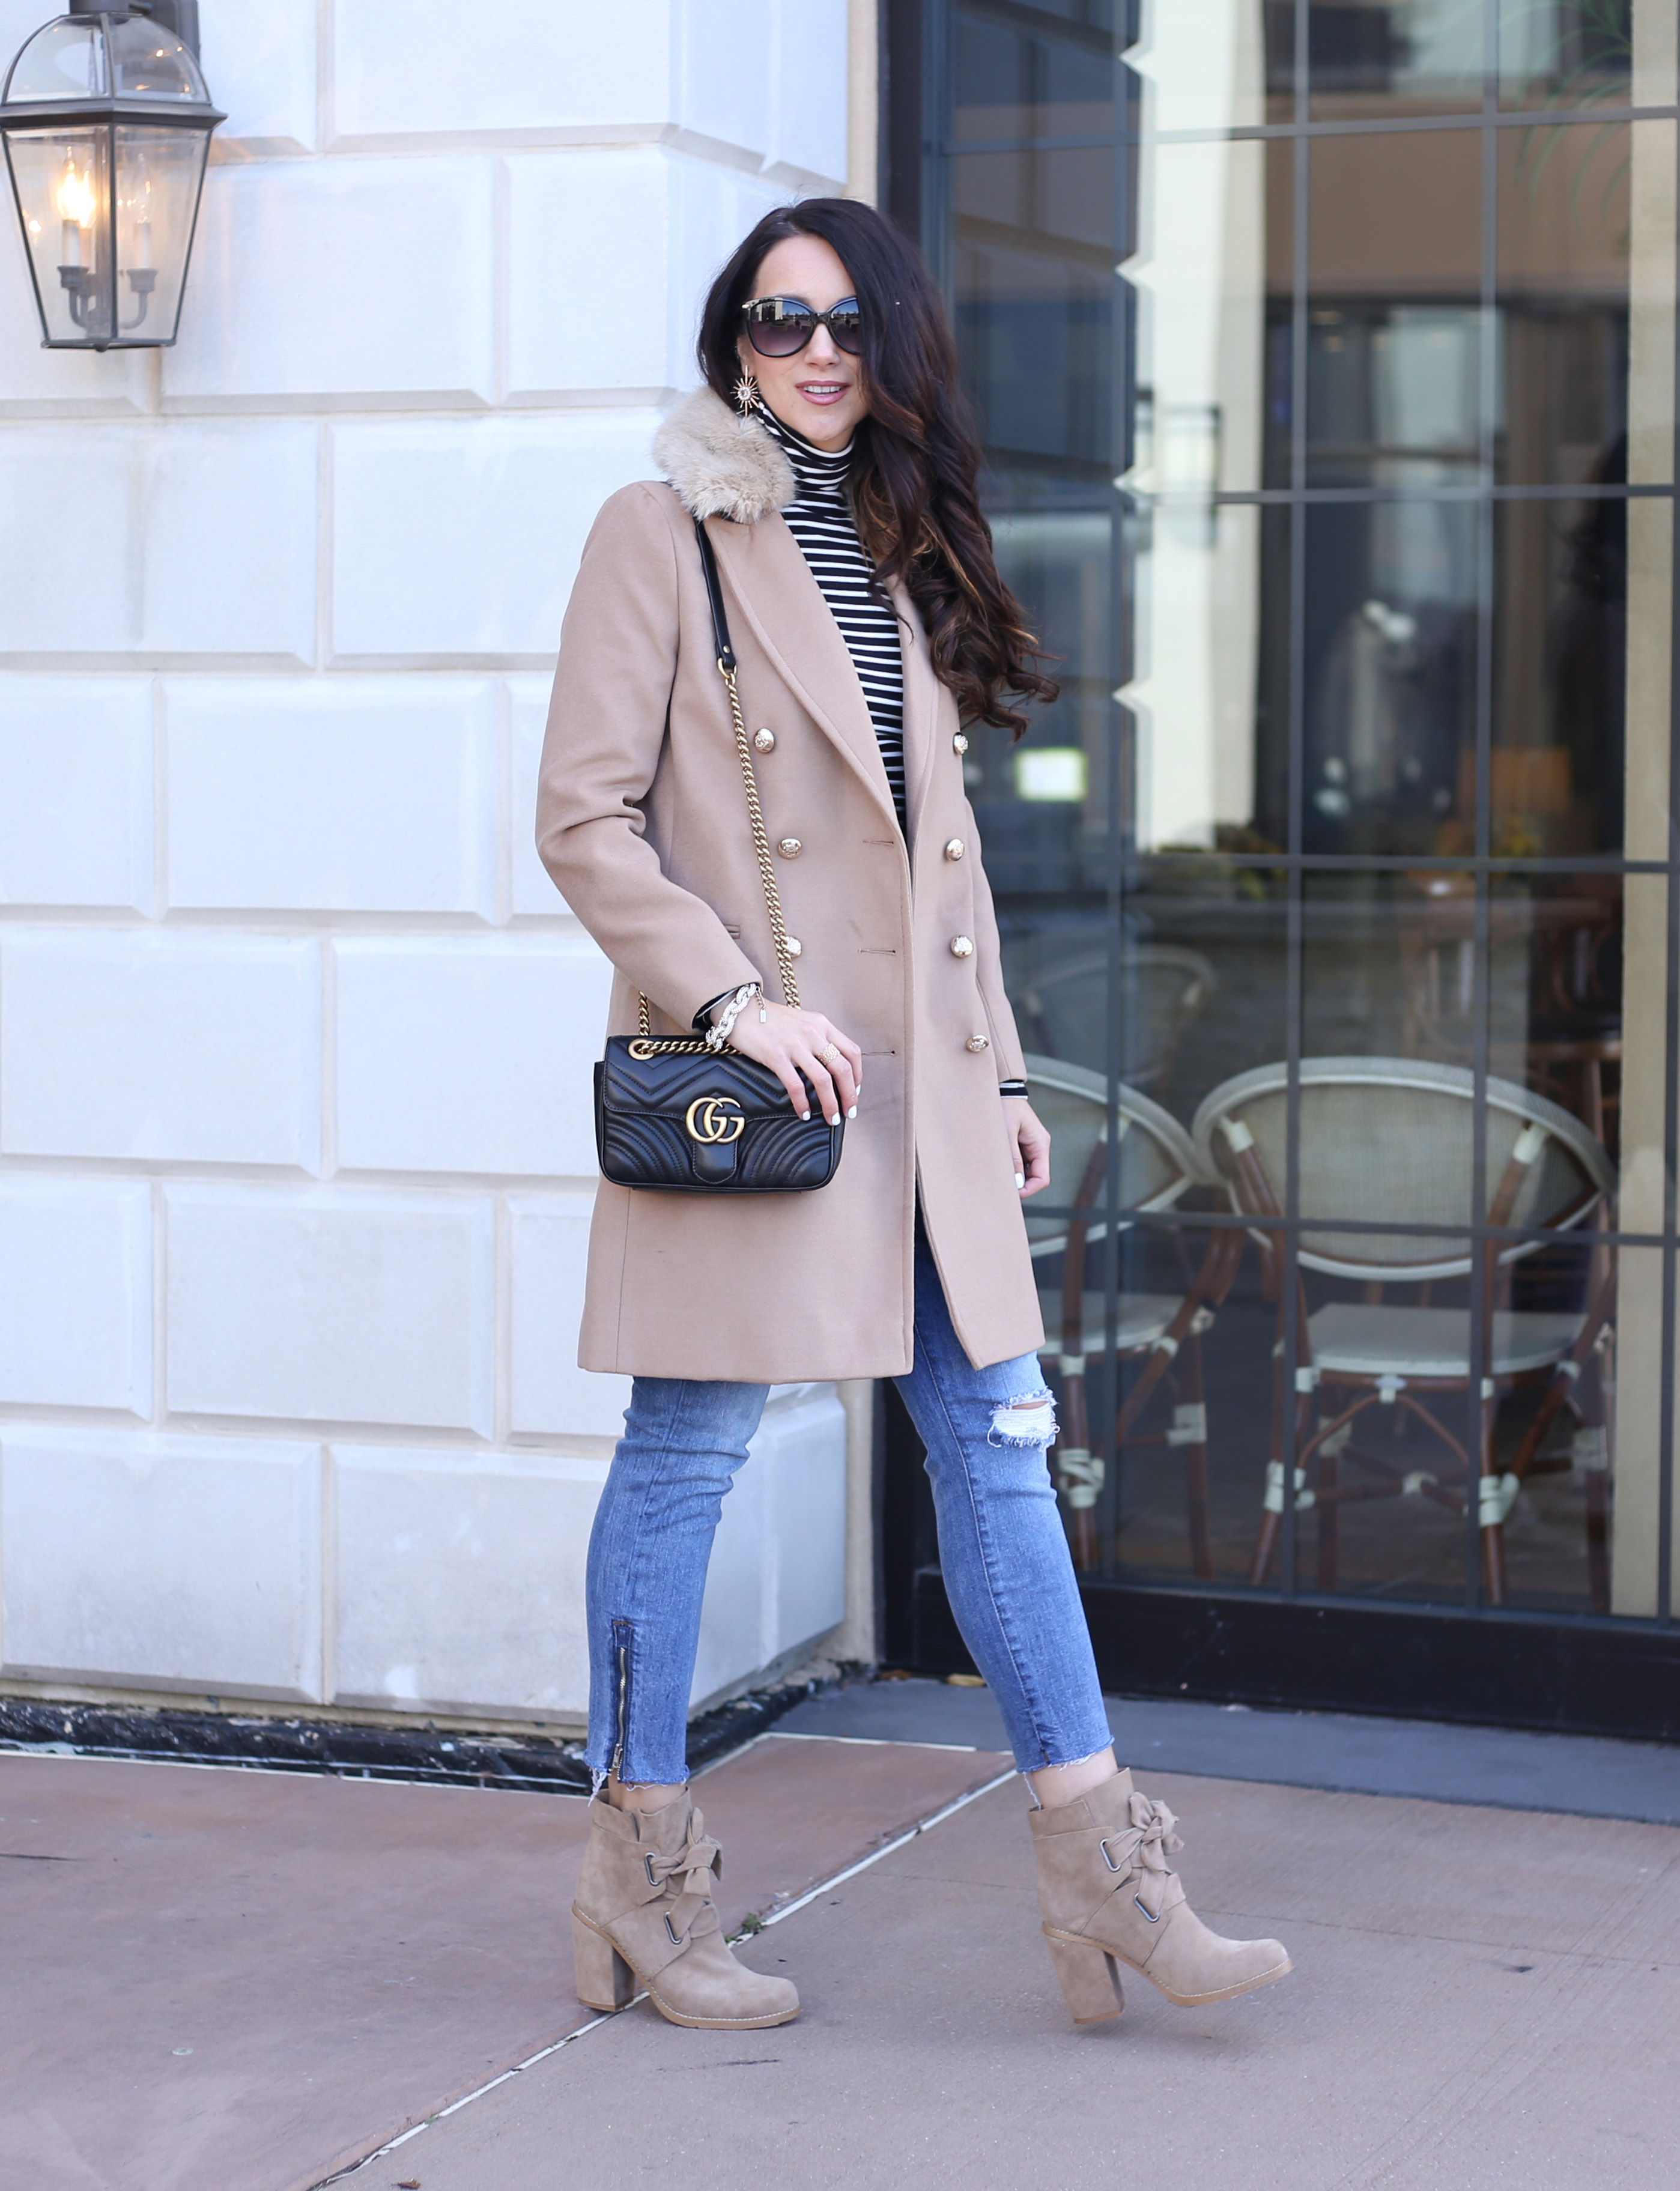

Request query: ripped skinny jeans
[{"left": 583, "top": 1223, "right": 1112, "bottom": 1784}]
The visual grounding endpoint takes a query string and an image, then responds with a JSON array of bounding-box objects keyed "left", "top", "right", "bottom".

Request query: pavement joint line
[
  {"left": 310, "top": 1763, "right": 1017, "bottom": 2186},
  {"left": 311, "top": 2011, "right": 624, "bottom": 2187},
  {"left": 755, "top": 1768, "right": 1017, "bottom": 1929}
]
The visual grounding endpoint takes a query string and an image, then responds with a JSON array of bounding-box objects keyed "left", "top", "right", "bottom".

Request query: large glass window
[{"left": 905, "top": 0, "right": 1678, "bottom": 1639}]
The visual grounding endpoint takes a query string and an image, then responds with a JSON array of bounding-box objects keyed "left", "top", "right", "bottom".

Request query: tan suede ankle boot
[
  {"left": 571, "top": 1789, "right": 799, "bottom": 2029},
  {"left": 1031, "top": 1769, "right": 1290, "bottom": 2022}
]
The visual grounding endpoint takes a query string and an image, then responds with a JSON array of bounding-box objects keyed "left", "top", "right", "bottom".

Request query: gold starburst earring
[{"left": 733, "top": 372, "right": 762, "bottom": 416}]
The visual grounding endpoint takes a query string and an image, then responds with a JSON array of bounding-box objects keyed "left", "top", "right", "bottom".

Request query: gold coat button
[
  {"left": 944, "top": 838, "right": 965, "bottom": 862},
  {"left": 953, "top": 732, "right": 969, "bottom": 754},
  {"left": 754, "top": 727, "right": 775, "bottom": 752},
  {"left": 966, "top": 1034, "right": 990, "bottom": 1053},
  {"left": 950, "top": 935, "right": 974, "bottom": 957},
  {"left": 785, "top": 936, "right": 802, "bottom": 956},
  {"left": 778, "top": 837, "right": 802, "bottom": 858}
]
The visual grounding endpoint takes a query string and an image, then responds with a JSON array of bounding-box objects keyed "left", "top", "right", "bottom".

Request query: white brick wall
[
  {"left": 165, "top": 676, "right": 499, "bottom": 915},
  {"left": 0, "top": 1181, "right": 152, "bottom": 1414},
  {"left": 508, "top": 673, "right": 566, "bottom": 914},
  {"left": 165, "top": 1186, "right": 496, "bottom": 1431},
  {"left": 506, "top": 1194, "right": 632, "bottom": 1439},
  {"left": 1, "top": 930, "right": 323, "bottom": 1167},
  {"left": 0, "top": 677, "right": 153, "bottom": 909},
  {"left": 693, "top": 1383, "right": 849, "bottom": 1708},
  {"left": 198, "top": 0, "right": 320, "bottom": 154},
  {"left": 332, "top": 1444, "right": 604, "bottom": 1715},
  {"left": 329, "top": 412, "right": 662, "bottom": 660},
  {"left": 168, "top": 157, "right": 499, "bottom": 407},
  {"left": 0, "top": 1, "right": 858, "bottom": 1728},
  {"left": 333, "top": 936, "right": 611, "bottom": 1176},
  {"left": 1, "top": 1428, "right": 324, "bottom": 1699},
  {"left": 329, "top": 0, "right": 675, "bottom": 141},
  {"left": 0, "top": 422, "right": 319, "bottom": 661}
]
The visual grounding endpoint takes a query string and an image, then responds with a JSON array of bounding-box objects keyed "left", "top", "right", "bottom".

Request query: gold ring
[{"left": 817, "top": 1043, "right": 843, "bottom": 1066}]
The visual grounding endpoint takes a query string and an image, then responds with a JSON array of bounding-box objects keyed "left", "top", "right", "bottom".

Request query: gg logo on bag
[{"left": 684, "top": 1095, "right": 746, "bottom": 1145}]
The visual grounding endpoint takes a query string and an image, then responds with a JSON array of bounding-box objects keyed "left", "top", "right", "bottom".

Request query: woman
[{"left": 536, "top": 198, "right": 1289, "bottom": 2033}]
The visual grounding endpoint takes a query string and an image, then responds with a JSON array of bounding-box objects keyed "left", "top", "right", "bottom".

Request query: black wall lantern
[{"left": 0, "top": 2, "right": 222, "bottom": 349}]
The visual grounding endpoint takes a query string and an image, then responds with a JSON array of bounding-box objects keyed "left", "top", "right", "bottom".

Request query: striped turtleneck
[{"left": 757, "top": 403, "right": 908, "bottom": 828}]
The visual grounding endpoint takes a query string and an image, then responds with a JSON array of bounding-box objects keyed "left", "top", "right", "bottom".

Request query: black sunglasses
[{"left": 740, "top": 295, "right": 864, "bottom": 357}]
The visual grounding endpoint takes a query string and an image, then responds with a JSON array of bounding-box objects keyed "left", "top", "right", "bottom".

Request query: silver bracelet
[{"left": 706, "top": 982, "right": 762, "bottom": 1051}]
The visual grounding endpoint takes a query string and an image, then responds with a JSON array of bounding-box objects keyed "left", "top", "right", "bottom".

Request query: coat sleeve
[
  {"left": 536, "top": 483, "right": 763, "bottom": 1028},
  {"left": 964, "top": 798, "right": 1029, "bottom": 1086}
]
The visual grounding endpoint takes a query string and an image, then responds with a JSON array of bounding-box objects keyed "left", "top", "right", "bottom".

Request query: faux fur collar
[{"left": 652, "top": 387, "right": 795, "bottom": 524}]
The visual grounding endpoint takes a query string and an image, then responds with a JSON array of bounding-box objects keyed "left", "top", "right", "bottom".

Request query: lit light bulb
[
  {"left": 54, "top": 151, "right": 96, "bottom": 268},
  {"left": 121, "top": 159, "right": 154, "bottom": 271},
  {"left": 54, "top": 155, "right": 96, "bottom": 228}
]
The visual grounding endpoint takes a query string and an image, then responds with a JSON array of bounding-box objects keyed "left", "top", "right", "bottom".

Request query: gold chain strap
[
  {"left": 721, "top": 658, "right": 802, "bottom": 1011},
  {"left": 634, "top": 652, "right": 802, "bottom": 1050}
]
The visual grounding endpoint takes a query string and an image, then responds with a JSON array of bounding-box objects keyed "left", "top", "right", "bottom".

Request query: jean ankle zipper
[{"left": 609, "top": 1631, "right": 631, "bottom": 1783}]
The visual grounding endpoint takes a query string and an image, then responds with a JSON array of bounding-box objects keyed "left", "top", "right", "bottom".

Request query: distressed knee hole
[{"left": 987, "top": 1387, "right": 1057, "bottom": 1449}]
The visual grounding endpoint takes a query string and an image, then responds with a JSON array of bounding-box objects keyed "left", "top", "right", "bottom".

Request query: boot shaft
[{"left": 576, "top": 1789, "right": 699, "bottom": 1918}]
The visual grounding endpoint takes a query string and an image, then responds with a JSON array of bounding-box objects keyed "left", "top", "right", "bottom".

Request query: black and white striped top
[{"left": 760, "top": 406, "right": 907, "bottom": 828}]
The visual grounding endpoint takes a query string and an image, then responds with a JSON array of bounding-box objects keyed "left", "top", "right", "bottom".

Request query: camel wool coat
[{"left": 536, "top": 387, "right": 1044, "bottom": 1382}]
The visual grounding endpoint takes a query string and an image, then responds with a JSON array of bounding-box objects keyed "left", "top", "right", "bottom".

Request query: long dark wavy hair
[{"left": 697, "top": 199, "right": 1056, "bottom": 736}]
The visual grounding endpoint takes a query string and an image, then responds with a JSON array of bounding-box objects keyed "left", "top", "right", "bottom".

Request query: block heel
[
  {"left": 572, "top": 1909, "right": 637, "bottom": 2012},
  {"left": 1044, "top": 1930, "right": 1125, "bottom": 2023}
]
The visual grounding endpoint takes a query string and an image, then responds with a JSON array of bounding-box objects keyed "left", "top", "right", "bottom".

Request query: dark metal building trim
[{"left": 898, "top": 1566, "right": 1680, "bottom": 1744}]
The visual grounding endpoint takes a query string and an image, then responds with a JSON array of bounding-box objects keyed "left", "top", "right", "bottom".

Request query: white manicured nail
[
  {"left": 801, "top": 1109, "right": 811, "bottom": 1121},
  {"left": 1015, "top": 1172, "right": 1025, "bottom": 1189},
  {"left": 848, "top": 1106, "right": 857, "bottom": 1120}
]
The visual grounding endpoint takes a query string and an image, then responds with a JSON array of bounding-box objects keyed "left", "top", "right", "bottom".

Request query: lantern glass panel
[
  {"left": 107, "top": 17, "right": 207, "bottom": 102},
  {"left": 2, "top": 19, "right": 108, "bottom": 102},
  {"left": 5, "top": 124, "right": 114, "bottom": 344},
  {"left": 112, "top": 122, "right": 205, "bottom": 341}
]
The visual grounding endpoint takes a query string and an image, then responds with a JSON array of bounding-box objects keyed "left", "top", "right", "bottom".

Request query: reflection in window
[
  {"left": 1305, "top": 0, "right": 1484, "bottom": 113},
  {"left": 920, "top": 0, "right": 1667, "bottom": 1616},
  {"left": 1496, "top": 490, "right": 1627, "bottom": 853},
  {"left": 1292, "top": 500, "right": 1476, "bottom": 855},
  {"left": 1292, "top": 1, "right": 1636, "bottom": 115}
]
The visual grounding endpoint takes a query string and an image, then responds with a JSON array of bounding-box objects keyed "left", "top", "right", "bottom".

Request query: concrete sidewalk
[
  {"left": 4, "top": 1688, "right": 1678, "bottom": 2190},
  {"left": 0, "top": 1729, "right": 1003, "bottom": 2190},
  {"left": 347, "top": 1757, "right": 1680, "bottom": 2191}
]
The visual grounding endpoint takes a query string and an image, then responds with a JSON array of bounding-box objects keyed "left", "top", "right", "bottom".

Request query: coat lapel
[
  {"left": 894, "top": 577, "right": 944, "bottom": 858},
  {"left": 706, "top": 515, "right": 900, "bottom": 831}
]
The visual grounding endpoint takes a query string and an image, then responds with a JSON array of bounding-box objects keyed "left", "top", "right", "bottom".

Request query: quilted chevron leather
[{"left": 594, "top": 1038, "right": 844, "bottom": 1194}]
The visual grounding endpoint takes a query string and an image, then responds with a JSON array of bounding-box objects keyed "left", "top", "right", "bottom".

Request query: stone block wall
[{"left": 0, "top": 0, "right": 858, "bottom": 1727}]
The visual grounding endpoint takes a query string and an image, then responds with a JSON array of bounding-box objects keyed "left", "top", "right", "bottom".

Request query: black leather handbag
[{"left": 592, "top": 518, "right": 845, "bottom": 1196}]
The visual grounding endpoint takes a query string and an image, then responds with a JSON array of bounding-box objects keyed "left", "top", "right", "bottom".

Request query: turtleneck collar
[{"left": 755, "top": 399, "right": 854, "bottom": 496}]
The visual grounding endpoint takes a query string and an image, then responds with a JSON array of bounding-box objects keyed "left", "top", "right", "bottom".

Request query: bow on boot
[
  {"left": 646, "top": 1813, "right": 723, "bottom": 1945},
  {"left": 1098, "top": 1789, "right": 1184, "bottom": 1923}
]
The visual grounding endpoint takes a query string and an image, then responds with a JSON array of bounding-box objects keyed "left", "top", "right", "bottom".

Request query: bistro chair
[
  {"left": 1023, "top": 1054, "right": 1242, "bottom": 1580},
  {"left": 1190, "top": 1058, "right": 1616, "bottom": 1608},
  {"left": 1016, "top": 945, "right": 1215, "bottom": 1100}
]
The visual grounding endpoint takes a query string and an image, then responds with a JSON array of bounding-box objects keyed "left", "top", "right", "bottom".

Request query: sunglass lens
[
  {"left": 828, "top": 305, "right": 863, "bottom": 354},
  {"left": 744, "top": 302, "right": 816, "bottom": 356}
]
